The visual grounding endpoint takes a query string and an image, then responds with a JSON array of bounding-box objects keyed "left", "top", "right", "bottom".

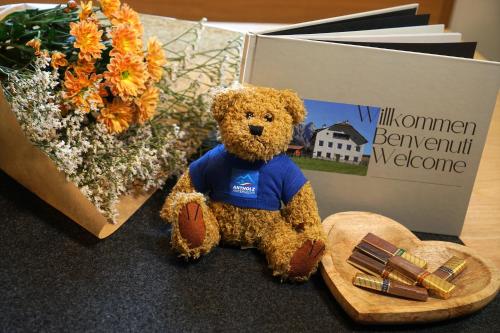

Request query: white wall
[
  {"left": 449, "top": 0, "right": 500, "bottom": 61},
  {"left": 312, "top": 129, "right": 364, "bottom": 164}
]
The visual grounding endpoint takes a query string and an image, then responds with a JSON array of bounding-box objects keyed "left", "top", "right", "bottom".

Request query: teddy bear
[{"left": 160, "top": 85, "right": 326, "bottom": 281}]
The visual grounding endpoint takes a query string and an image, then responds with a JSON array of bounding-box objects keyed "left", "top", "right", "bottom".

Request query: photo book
[{"left": 239, "top": 3, "right": 500, "bottom": 235}]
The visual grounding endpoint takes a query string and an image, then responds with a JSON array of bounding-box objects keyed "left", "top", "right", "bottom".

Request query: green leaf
[{"left": 0, "top": 25, "right": 6, "bottom": 40}]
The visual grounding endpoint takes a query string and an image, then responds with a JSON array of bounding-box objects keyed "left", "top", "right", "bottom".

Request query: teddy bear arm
[
  {"left": 282, "top": 182, "right": 322, "bottom": 229},
  {"left": 160, "top": 169, "right": 220, "bottom": 258},
  {"left": 160, "top": 169, "right": 198, "bottom": 222},
  {"left": 173, "top": 169, "right": 197, "bottom": 193}
]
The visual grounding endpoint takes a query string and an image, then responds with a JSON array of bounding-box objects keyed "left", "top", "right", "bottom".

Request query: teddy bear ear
[
  {"left": 281, "top": 89, "right": 306, "bottom": 125},
  {"left": 210, "top": 89, "right": 238, "bottom": 122}
]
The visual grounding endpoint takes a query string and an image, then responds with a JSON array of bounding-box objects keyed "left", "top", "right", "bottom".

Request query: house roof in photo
[{"left": 315, "top": 122, "right": 368, "bottom": 145}]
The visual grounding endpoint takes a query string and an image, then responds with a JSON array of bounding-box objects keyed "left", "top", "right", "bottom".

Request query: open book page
[
  {"left": 289, "top": 24, "right": 445, "bottom": 39},
  {"left": 302, "top": 33, "right": 462, "bottom": 43},
  {"left": 258, "top": 4, "right": 419, "bottom": 34}
]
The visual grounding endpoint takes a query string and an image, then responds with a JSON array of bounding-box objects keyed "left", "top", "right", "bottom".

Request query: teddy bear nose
[{"left": 249, "top": 125, "right": 264, "bottom": 136}]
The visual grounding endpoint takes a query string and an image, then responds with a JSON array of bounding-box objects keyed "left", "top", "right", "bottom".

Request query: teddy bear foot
[
  {"left": 178, "top": 202, "right": 206, "bottom": 249},
  {"left": 288, "top": 239, "right": 326, "bottom": 279}
]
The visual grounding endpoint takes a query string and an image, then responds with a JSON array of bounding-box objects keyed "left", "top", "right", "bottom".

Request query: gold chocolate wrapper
[
  {"left": 433, "top": 256, "right": 467, "bottom": 281},
  {"left": 420, "top": 273, "right": 456, "bottom": 299},
  {"left": 397, "top": 250, "right": 428, "bottom": 269},
  {"left": 353, "top": 274, "right": 387, "bottom": 292}
]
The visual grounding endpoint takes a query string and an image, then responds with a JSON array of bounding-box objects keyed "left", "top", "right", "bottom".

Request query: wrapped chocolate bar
[
  {"left": 362, "top": 233, "right": 427, "bottom": 268},
  {"left": 433, "top": 256, "right": 467, "bottom": 281},
  {"left": 355, "top": 241, "right": 392, "bottom": 264},
  {"left": 348, "top": 250, "right": 416, "bottom": 285},
  {"left": 388, "top": 256, "right": 456, "bottom": 299},
  {"left": 353, "top": 273, "right": 428, "bottom": 301}
]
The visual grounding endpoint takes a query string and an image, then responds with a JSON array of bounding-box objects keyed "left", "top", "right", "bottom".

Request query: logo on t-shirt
[{"left": 230, "top": 169, "right": 259, "bottom": 199}]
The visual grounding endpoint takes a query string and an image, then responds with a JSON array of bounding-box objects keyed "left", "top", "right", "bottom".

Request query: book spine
[{"left": 240, "top": 33, "right": 258, "bottom": 84}]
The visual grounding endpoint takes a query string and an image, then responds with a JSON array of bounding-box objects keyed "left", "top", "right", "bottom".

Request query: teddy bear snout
[{"left": 249, "top": 125, "right": 264, "bottom": 136}]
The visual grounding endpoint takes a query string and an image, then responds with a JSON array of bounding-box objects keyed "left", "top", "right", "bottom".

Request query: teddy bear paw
[
  {"left": 178, "top": 202, "right": 206, "bottom": 249},
  {"left": 288, "top": 239, "right": 326, "bottom": 279}
]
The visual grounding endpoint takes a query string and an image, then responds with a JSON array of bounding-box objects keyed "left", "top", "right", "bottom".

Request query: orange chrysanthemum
[
  {"left": 99, "top": 0, "right": 120, "bottom": 18},
  {"left": 26, "top": 38, "right": 41, "bottom": 55},
  {"left": 110, "top": 4, "right": 143, "bottom": 34},
  {"left": 79, "top": 0, "right": 93, "bottom": 20},
  {"left": 135, "top": 86, "right": 159, "bottom": 123},
  {"left": 146, "top": 37, "right": 166, "bottom": 83},
  {"left": 51, "top": 52, "right": 68, "bottom": 69},
  {"left": 70, "top": 20, "right": 105, "bottom": 62},
  {"left": 64, "top": 70, "right": 91, "bottom": 98},
  {"left": 73, "top": 59, "right": 96, "bottom": 75},
  {"left": 63, "top": 70, "right": 102, "bottom": 112},
  {"left": 109, "top": 24, "right": 142, "bottom": 56},
  {"left": 104, "top": 53, "right": 148, "bottom": 100},
  {"left": 98, "top": 98, "right": 133, "bottom": 133},
  {"left": 98, "top": 82, "right": 109, "bottom": 98}
]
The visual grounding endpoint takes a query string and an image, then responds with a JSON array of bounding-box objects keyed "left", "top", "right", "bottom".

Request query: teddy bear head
[{"left": 210, "top": 86, "right": 306, "bottom": 161}]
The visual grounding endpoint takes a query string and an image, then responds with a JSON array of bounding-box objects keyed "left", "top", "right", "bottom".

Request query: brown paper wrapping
[{"left": 0, "top": 88, "right": 154, "bottom": 238}]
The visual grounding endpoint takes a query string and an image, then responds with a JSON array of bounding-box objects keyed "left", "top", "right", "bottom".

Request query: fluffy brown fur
[{"left": 161, "top": 86, "right": 326, "bottom": 281}]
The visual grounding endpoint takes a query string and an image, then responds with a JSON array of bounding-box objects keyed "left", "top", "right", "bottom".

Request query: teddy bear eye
[
  {"left": 245, "top": 112, "right": 254, "bottom": 119},
  {"left": 264, "top": 113, "right": 274, "bottom": 122}
]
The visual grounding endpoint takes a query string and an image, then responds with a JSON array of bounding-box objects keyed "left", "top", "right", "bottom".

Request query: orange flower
[
  {"left": 111, "top": 4, "right": 143, "bottom": 34},
  {"left": 63, "top": 70, "right": 102, "bottom": 112},
  {"left": 70, "top": 20, "right": 105, "bottom": 62},
  {"left": 98, "top": 98, "right": 134, "bottom": 133},
  {"left": 109, "top": 24, "right": 142, "bottom": 56},
  {"left": 146, "top": 37, "right": 166, "bottom": 83},
  {"left": 104, "top": 53, "right": 148, "bottom": 100},
  {"left": 98, "top": 82, "right": 109, "bottom": 97},
  {"left": 135, "top": 86, "right": 159, "bottom": 123},
  {"left": 79, "top": 0, "right": 93, "bottom": 20},
  {"left": 98, "top": 0, "right": 120, "bottom": 18},
  {"left": 73, "top": 59, "right": 96, "bottom": 75},
  {"left": 51, "top": 52, "right": 68, "bottom": 69},
  {"left": 26, "top": 38, "right": 41, "bottom": 55},
  {"left": 64, "top": 70, "right": 91, "bottom": 98}
]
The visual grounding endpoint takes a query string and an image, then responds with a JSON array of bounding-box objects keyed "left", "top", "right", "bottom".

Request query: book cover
[{"left": 241, "top": 34, "right": 500, "bottom": 235}]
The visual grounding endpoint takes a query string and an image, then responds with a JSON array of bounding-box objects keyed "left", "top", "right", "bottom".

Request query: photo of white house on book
[
  {"left": 290, "top": 100, "right": 380, "bottom": 176},
  {"left": 240, "top": 4, "right": 500, "bottom": 235}
]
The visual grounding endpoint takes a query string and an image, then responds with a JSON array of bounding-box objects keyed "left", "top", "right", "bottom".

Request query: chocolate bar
[
  {"left": 348, "top": 250, "right": 416, "bottom": 285},
  {"left": 353, "top": 273, "right": 428, "bottom": 301},
  {"left": 387, "top": 256, "right": 455, "bottom": 299},
  {"left": 362, "top": 233, "right": 427, "bottom": 268},
  {"left": 433, "top": 256, "right": 467, "bottom": 281},
  {"left": 355, "top": 241, "right": 391, "bottom": 264}
]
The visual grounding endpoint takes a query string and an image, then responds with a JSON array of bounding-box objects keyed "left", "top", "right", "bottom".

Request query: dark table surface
[{"left": 0, "top": 170, "right": 498, "bottom": 333}]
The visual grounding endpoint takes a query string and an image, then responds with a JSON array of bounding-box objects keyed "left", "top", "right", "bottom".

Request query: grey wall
[{"left": 449, "top": 0, "right": 500, "bottom": 61}]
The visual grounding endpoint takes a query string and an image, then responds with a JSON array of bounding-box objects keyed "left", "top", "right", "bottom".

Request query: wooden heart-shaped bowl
[{"left": 320, "top": 211, "right": 499, "bottom": 324}]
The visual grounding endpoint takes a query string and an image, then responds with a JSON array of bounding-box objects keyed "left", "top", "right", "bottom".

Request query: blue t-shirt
[{"left": 189, "top": 144, "right": 307, "bottom": 211}]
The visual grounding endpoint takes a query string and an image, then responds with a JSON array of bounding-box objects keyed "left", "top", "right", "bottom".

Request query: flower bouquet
[{"left": 0, "top": 1, "right": 242, "bottom": 237}]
